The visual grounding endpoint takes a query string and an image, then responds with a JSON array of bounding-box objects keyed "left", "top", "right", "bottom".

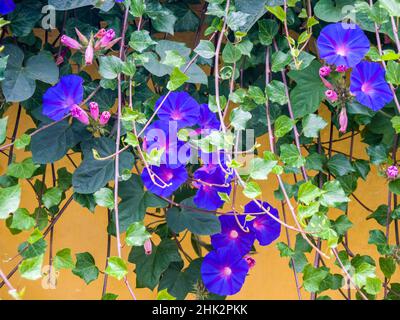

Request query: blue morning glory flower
[
  {"left": 201, "top": 247, "right": 249, "bottom": 296},
  {"left": 0, "top": 0, "right": 15, "bottom": 15},
  {"left": 141, "top": 164, "right": 188, "bottom": 197},
  {"left": 317, "top": 23, "right": 370, "bottom": 67},
  {"left": 156, "top": 92, "right": 200, "bottom": 129},
  {"left": 42, "top": 75, "right": 84, "bottom": 121},
  {"left": 244, "top": 201, "right": 281, "bottom": 246},
  {"left": 198, "top": 104, "right": 220, "bottom": 131},
  {"left": 211, "top": 215, "right": 255, "bottom": 255},
  {"left": 350, "top": 61, "right": 393, "bottom": 111},
  {"left": 193, "top": 165, "right": 232, "bottom": 211}
]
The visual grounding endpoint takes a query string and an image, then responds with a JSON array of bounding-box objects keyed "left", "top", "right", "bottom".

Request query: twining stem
[
  {"left": 7, "top": 104, "right": 22, "bottom": 165},
  {"left": 113, "top": 5, "right": 137, "bottom": 301},
  {"left": 102, "top": 209, "right": 112, "bottom": 298}
]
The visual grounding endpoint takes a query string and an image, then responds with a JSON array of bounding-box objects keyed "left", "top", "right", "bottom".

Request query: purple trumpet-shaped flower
[
  {"left": 193, "top": 164, "right": 232, "bottom": 211},
  {"left": 89, "top": 102, "right": 99, "bottom": 120},
  {"left": 71, "top": 105, "right": 89, "bottom": 125},
  {"left": 141, "top": 164, "right": 188, "bottom": 197},
  {"left": 99, "top": 111, "right": 111, "bottom": 125},
  {"left": 100, "top": 29, "right": 116, "bottom": 47},
  {"left": 61, "top": 35, "right": 82, "bottom": 50},
  {"left": 244, "top": 201, "right": 281, "bottom": 246},
  {"left": 317, "top": 23, "right": 369, "bottom": 68},
  {"left": 156, "top": 92, "right": 200, "bottom": 129},
  {"left": 42, "top": 75, "right": 84, "bottom": 121},
  {"left": 211, "top": 215, "right": 255, "bottom": 256},
  {"left": 387, "top": 166, "right": 399, "bottom": 179},
  {"left": 201, "top": 247, "right": 249, "bottom": 296},
  {"left": 199, "top": 104, "right": 220, "bottom": 131},
  {"left": 350, "top": 61, "right": 393, "bottom": 111},
  {"left": 0, "top": 0, "right": 15, "bottom": 15}
]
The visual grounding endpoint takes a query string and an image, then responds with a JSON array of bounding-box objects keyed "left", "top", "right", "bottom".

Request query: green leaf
[
  {"left": 28, "top": 228, "right": 43, "bottom": 245},
  {"left": 72, "top": 137, "right": 135, "bottom": 194},
  {"left": 42, "top": 187, "right": 63, "bottom": 209},
  {"left": 274, "top": 115, "right": 294, "bottom": 138},
  {"left": 157, "top": 289, "right": 176, "bottom": 300},
  {"left": 19, "top": 254, "right": 44, "bottom": 280},
  {"left": 222, "top": 42, "right": 242, "bottom": 64},
  {"left": 0, "top": 117, "right": 8, "bottom": 144},
  {"left": 365, "top": 277, "right": 382, "bottom": 295},
  {"left": 49, "top": 0, "right": 94, "bottom": 10},
  {"left": 386, "top": 61, "right": 400, "bottom": 85},
  {"left": 271, "top": 51, "right": 291, "bottom": 72},
  {"left": 367, "top": 144, "right": 389, "bottom": 165},
  {"left": 230, "top": 108, "right": 252, "bottom": 130},
  {"left": 0, "top": 184, "right": 21, "bottom": 219},
  {"left": 7, "top": 158, "right": 39, "bottom": 179},
  {"left": 129, "top": 30, "right": 157, "bottom": 53},
  {"left": 227, "top": 11, "right": 251, "bottom": 31},
  {"left": 266, "top": 6, "right": 286, "bottom": 22},
  {"left": 280, "top": 144, "right": 305, "bottom": 168},
  {"left": 303, "top": 265, "right": 329, "bottom": 293},
  {"left": 249, "top": 158, "right": 277, "bottom": 180},
  {"left": 314, "top": 0, "right": 354, "bottom": 22},
  {"left": 243, "top": 181, "right": 262, "bottom": 199},
  {"left": 391, "top": 116, "right": 400, "bottom": 133},
  {"left": 258, "top": 19, "right": 278, "bottom": 45},
  {"left": 14, "top": 134, "right": 31, "bottom": 150},
  {"left": 102, "top": 293, "right": 119, "bottom": 300},
  {"left": 166, "top": 198, "right": 221, "bottom": 235},
  {"left": 125, "top": 222, "right": 151, "bottom": 246},
  {"left": 266, "top": 80, "right": 287, "bottom": 105},
  {"left": 333, "top": 215, "right": 353, "bottom": 236},
  {"left": 320, "top": 180, "right": 349, "bottom": 207},
  {"left": 146, "top": 1, "right": 177, "bottom": 35},
  {"left": 194, "top": 40, "right": 216, "bottom": 59},
  {"left": 129, "top": 0, "right": 146, "bottom": 17},
  {"left": 54, "top": 248, "right": 75, "bottom": 270},
  {"left": 105, "top": 257, "right": 128, "bottom": 281},
  {"left": 327, "top": 154, "right": 355, "bottom": 177},
  {"left": 380, "top": 257, "right": 396, "bottom": 278},
  {"left": 10, "top": 208, "right": 35, "bottom": 231},
  {"left": 288, "top": 61, "right": 325, "bottom": 118},
  {"left": 94, "top": 188, "right": 114, "bottom": 209},
  {"left": 389, "top": 179, "right": 400, "bottom": 195},
  {"left": 302, "top": 114, "right": 327, "bottom": 138},
  {"left": 72, "top": 252, "right": 99, "bottom": 284},
  {"left": 99, "top": 56, "right": 124, "bottom": 80},
  {"left": 128, "top": 239, "right": 182, "bottom": 290},
  {"left": 380, "top": 0, "right": 400, "bottom": 16},
  {"left": 298, "top": 181, "right": 323, "bottom": 205},
  {"left": 25, "top": 51, "right": 59, "bottom": 85},
  {"left": 276, "top": 242, "right": 294, "bottom": 257},
  {"left": 167, "top": 67, "right": 189, "bottom": 91},
  {"left": 248, "top": 85, "right": 266, "bottom": 105}
]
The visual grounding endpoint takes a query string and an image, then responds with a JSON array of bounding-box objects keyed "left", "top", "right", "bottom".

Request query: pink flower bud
[
  {"left": 100, "top": 29, "right": 116, "bottom": 48},
  {"left": 320, "top": 76, "right": 334, "bottom": 90},
  {"left": 85, "top": 39, "right": 94, "bottom": 66},
  {"left": 319, "top": 66, "right": 331, "bottom": 77},
  {"left": 144, "top": 239, "right": 152, "bottom": 256},
  {"left": 339, "top": 108, "right": 348, "bottom": 133},
  {"left": 71, "top": 105, "right": 90, "bottom": 125},
  {"left": 102, "top": 37, "right": 122, "bottom": 50},
  {"left": 95, "top": 28, "right": 107, "bottom": 39},
  {"left": 75, "top": 28, "right": 88, "bottom": 45},
  {"left": 387, "top": 165, "right": 399, "bottom": 179},
  {"left": 336, "top": 65, "right": 348, "bottom": 73},
  {"left": 99, "top": 111, "right": 111, "bottom": 125},
  {"left": 56, "top": 56, "right": 64, "bottom": 66},
  {"left": 244, "top": 255, "right": 256, "bottom": 269},
  {"left": 61, "top": 35, "right": 82, "bottom": 50},
  {"left": 325, "top": 89, "right": 338, "bottom": 102},
  {"left": 89, "top": 102, "right": 99, "bottom": 120}
]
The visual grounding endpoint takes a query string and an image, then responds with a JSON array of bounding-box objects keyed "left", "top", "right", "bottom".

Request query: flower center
[
  {"left": 162, "top": 170, "right": 174, "bottom": 181},
  {"left": 222, "top": 267, "right": 232, "bottom": 277},
  {"left": 361, "top": 82, "right": 373, "bottom": 94},
  {"left": 336, "top": 45, "right": 347, "bottom": 56},
  {"left": 171, "top": 110, "right": 183, "bottom": 120},
  {"left": 229, "top": 230, "right": 239, "bottom": 239}
]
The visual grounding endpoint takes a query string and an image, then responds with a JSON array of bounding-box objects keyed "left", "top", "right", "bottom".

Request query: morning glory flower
[
  {"left": 317, "top": 23, "right": 370, "bottom": 67},
  {"left": 193, "top": 165, "right": 232, "bottom": 211},
  {"left": 141, "top": 164, "right": 188, "bottom": 197},
  {"left": 211, "top": 215, "right": 255, "bottom": 255},
  {"left": 156, "top": 92, "right": 200, "bottom": 129},
  {"left": 350, "top": 61, "right": 393, "bottom": 111},
  {"left": 198, "top": 104, "right": 220, "bottom": 131},
  {"left": 42, "top": 75, "right": 84, "bottom": 121},
  {"left": 201, "top": 247, "right": 249, "bottom": 296},
  {"left": 244, "top": 201, "right": 281, "bottom": 246},
  {"left": 0, "top": 0, "right": 15, "bottom": 15}
]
